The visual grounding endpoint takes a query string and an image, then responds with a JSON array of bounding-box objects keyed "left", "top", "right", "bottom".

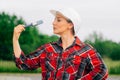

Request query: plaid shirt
[{"left": 14, "top": 36, "right": 108, "bottom": 80}]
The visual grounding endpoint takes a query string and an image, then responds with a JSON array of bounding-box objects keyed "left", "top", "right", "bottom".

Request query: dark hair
[{"left": 67, "top": 19, "right": 75, "bottom": 35}]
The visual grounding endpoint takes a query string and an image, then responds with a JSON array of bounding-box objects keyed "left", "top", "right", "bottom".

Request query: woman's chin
[{"left": 54, "top": 31, "right": 60, "bottom": 35}]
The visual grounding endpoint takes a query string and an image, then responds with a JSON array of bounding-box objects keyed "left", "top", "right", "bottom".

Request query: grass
[
  {"left": 0, "top": 59, "right": 120, "bottom": 74},
  {"left": 104, "top": 58, "right": 120, "bottom": 75},
  {"left": 0, "top": 60, "right": 41, "bottom": 73}
]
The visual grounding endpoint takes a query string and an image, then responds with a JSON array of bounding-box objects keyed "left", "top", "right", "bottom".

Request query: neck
[{"left": 60, "top": 34, "right": 75, "bottom": 50}]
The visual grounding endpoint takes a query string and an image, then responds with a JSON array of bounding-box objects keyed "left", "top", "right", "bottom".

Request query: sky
[{"left": 0, "top": 0, "right": 120, "bottom": 42}]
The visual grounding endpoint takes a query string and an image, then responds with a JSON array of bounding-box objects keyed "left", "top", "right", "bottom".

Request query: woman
[{"left": 13, "top": 8, "right": 108, "bottom": 80}]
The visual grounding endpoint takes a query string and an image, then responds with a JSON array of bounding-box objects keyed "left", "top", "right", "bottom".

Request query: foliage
[
  {"left": 0, "top": 12, "right": 58, "bottom": 60},
  {"left": 0, "top": 12, "right": 25, "bottom": 60},
  {"left": 85, "top": 32, "right": 120, "bottom": 60}
]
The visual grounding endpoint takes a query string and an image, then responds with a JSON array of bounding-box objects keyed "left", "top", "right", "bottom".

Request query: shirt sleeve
[
  {"left": 14, "top": 45, "right": 45, "bottom": 70},
  {"left": 81, "top": 45, "right": 108, "bottom": 80}
]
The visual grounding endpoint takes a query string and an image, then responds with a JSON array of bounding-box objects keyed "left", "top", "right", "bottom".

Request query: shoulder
[
  {"left": 36, "top": 43, "right": 51, "bottom": 50},
  {"left": 81, "top": 43, "right": 95, "bottom": 51},
  {"left": 85, "top": 43, "right": 94, "bottom": 49},
  {"left": 84, "top": 43, "right": 99, "bottom": 56},
  {"left": 40, "top": 42, "right": 56, "bottom": 52},
  {"left": 37, "top": 39, "right": 58, "bottom": 50}
]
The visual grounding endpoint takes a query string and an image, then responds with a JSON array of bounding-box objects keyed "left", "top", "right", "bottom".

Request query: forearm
[
  {"left": 13, "top": 37, "right": 21, "bottom": 58},
  {"left": 78, "top": 44, "right": 108, "bottom": 80},
  {"left": 81, "top": 51, "right": 108, "bottom": 80},
  {"left": 14, "top": 45, "right": 45, "bottom": 70},
  {"left": 81, "top": 64, "right": 108, "bottom": 80}
]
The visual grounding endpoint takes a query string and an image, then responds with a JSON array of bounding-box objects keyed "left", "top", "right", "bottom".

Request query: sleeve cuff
[{"left": 13, "top": 51, "right": 25, "bottom": 64}]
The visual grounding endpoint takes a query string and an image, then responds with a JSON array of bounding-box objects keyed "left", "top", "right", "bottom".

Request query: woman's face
[{"left": 52, "top": 13, "right": 73, "bottom": 35}]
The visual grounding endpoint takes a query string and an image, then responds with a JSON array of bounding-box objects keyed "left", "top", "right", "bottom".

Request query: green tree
[
  {"left": 105, "top": 40, "right": 120, "bottom": 60},
  {"left": 85, "top": 32, "right": 106, "bottom": 57},
  {"left": 0, "top": 12, "right": 40, "bottom": 60},
  {"left": 0, "top": 12, "right": 59, "bottom": 60},
  {"left": 85, "top": 32, "right": 120, "bottom": 60}
]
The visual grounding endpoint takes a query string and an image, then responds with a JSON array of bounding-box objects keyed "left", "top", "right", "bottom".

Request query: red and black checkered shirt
[{"left": 14, "top": 36, "right": 108, "bottom": 80}]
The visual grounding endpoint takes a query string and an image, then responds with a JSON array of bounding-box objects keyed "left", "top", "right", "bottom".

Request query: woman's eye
[{"left": 57, "top": 19, "right": 61, "bottom": 22}]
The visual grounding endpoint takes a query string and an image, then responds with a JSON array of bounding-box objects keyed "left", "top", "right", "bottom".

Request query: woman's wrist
[{"left": 13, "top": 34, "right": 19, "bottom": 41}]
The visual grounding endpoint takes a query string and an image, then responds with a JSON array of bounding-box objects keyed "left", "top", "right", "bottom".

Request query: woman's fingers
[
  {"left": 14, "top": 25, "right": 25, "bottom": 33},
  {"left": 13, "top": 24, "right": 25, "bottom": 40}
]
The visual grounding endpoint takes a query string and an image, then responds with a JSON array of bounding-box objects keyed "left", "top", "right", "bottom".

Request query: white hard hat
[{"left": 50, "top": 8, "right": 81, "bottom": 34}]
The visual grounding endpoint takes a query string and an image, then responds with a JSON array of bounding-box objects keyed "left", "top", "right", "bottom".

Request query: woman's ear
[{"left": 68, "top": 23, "right": 74, "bottom": 29}]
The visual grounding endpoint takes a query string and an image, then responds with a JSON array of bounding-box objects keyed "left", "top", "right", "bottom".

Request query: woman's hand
[{"left": 13, "top": 25, "right": 25, "bottom": 40}]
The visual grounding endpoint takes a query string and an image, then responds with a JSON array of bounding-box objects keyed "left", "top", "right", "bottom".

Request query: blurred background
[{"left": 0, "top": 0, "right": 120, "bottom": 80}]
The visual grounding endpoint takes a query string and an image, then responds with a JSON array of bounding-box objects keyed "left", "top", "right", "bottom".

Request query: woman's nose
[{"left": 52, "top": 20, "right": 56, "bottom": 25}]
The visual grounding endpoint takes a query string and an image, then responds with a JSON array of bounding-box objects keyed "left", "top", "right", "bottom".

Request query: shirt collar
[
  {"left": 54, "top": 36, "right": 84, "bottom": 47},
  {"left": 74, "top": 36, "right": 84, "bottom": 47}
]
